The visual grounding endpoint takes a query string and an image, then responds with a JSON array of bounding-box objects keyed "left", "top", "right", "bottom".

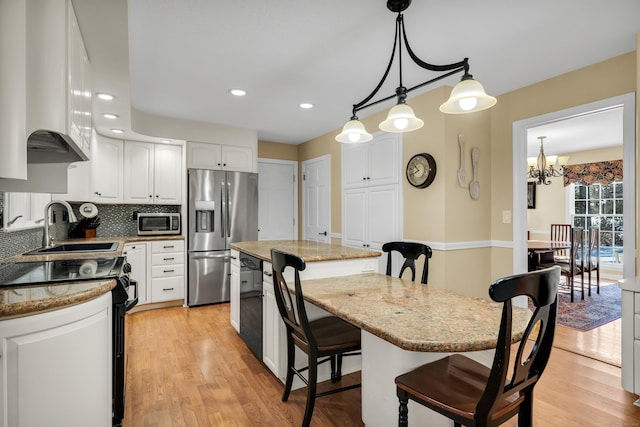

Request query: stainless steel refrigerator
[{"left": 187, "top": 168, "right": 258, "bottom": 306}]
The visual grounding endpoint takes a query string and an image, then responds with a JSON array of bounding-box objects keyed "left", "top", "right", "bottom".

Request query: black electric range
[{"left": 0, "top": 256, "right": 137, "bottom": 427}]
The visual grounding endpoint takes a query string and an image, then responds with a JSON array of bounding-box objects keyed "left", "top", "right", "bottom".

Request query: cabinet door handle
[
  {"left": 162, "top": 288, "right": 174, "bottom": 291},
  {"left": 263, "top": 271, "right": 272, "bottom": 277},
  {"left": 163, "top": 269, "right": 175, "bottom": 273},
  {"left": 163, "top": 257, "right": 175, "bottom": 261},
  {"left": 163, "top": 245, "right": 175, "bottom": 249}
]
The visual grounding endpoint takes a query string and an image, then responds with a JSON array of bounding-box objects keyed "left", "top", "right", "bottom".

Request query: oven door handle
[{"left": 125, "top": 297, "right": 138, "bottom": 311}]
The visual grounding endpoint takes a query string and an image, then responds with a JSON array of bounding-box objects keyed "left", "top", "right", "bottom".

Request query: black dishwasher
[{"left": 239, "top": 253, "right": 263, "bottom": 358}]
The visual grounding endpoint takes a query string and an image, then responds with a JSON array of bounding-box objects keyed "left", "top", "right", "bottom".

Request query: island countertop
[
  {"left": 230, "top": 240, "right": 381, "bottom": 263},
  {"left": 297, "top": 273, "right": 532, "bottom": 352}
]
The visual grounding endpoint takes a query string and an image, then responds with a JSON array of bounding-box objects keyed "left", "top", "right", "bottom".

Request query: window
[{"left": 572, "top": 181, "right": 623, "bottom": 264}]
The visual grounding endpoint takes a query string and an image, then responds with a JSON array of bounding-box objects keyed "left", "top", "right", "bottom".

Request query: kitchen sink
[{"left": 24, "top": 242, "right": 118, "bottom": 255}]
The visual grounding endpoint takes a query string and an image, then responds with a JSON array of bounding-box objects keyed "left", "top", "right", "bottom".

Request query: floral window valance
[{"left": 563, "top": 159, "right": 623, "bottom": 186}]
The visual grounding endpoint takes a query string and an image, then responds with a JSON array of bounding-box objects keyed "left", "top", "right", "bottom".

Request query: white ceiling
[{"left": 73, "top": 0, "right": 639, "bottom": 146}]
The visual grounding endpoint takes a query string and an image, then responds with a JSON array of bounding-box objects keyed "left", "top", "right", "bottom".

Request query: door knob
[{"left": 319, "top": 231, "right": 327, "bottom": 236}]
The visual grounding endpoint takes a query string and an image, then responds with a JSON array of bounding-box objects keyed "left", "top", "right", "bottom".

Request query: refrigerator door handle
[
  {"left": 226, "top": 182, "right": 231, "bottom": 238},
  {"left": 190, "top": 253, "right": 231, "bottom": 260},
  {"left": 220, "top": 182, "right": 226, "bottom": 238}
]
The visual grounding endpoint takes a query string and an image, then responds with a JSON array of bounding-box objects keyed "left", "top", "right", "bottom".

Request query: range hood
[
  {"left": 0, "top": 130, "right": 88, "bottom": 193},
  {"left": 26, "top": 130, "right": 88, "bottom": 163}
]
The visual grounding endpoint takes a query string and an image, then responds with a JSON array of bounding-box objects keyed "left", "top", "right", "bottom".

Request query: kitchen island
[
  {"left": 298, "top": 273, "right": 532, "bottom": 427},
  {"left": 230, "top": 240, "right": 381, "bottom": 385}
]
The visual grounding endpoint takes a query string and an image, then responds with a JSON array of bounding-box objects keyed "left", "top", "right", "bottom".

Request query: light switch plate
[{"left": 502, "top": 210, "right": 512, "bottom": 224}]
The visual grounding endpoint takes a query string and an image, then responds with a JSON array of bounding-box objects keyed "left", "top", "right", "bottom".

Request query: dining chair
[
  {"left": 584, "top": 227, "right": 600, "bottom": 296},
  {"left": 539, "top": 227, "right": 584, "bottom": 302},
  {"left": 270, "top": 249, "right": 361, "bottom": 427},
  {"left": 395, "top": 266, "right": 560, "bottom": 427},
  {"left": 382, "top": 241, "right": 432, "bottom": 284},
  {"left": 550, "top": 223, "right": 572, "bottom": 260}
]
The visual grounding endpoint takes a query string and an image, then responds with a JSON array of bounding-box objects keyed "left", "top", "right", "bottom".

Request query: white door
[
  {"left": 153, "top": 143, "right": 182, "bottom": 204},
  {"left": 123, "top": 141, "right": 154, "bottom": 204},
  {"left": 302, "top": 155, "right": 330, "bottom": 242},
  {"left": 258, "top": 160, "right": 297, "bottom": 240}
]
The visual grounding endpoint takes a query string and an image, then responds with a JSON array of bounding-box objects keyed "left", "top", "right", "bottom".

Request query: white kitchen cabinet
[
  {"left": 342, "top": 185, "right": 400, "bottom": 253},
  {"left": 123, "top": 242, "right": 149, "bottom": 305},
  {"left": 92, "top": 134, "right": 123, "bottom": 203},
  {"left": 2, "top": 192, "right": 51, "bottom": 232},
  {"left": 124, "top": 141, "right": 183, "bottom": 205},
  {"left": 0, "top": 292, "right": 112, "bottom": 427},
  {"left": 150, "top": 240, "right": 185, "bottom": 303},
  {"left": 342, "top": 133, "right": 401, "bottom": 189},
  {"left": 262, "top": 261, "right": 279, "bottom": 374},
  {"left": 619, "top": 278, "right": 640, "bottom": 403},
  {"left": 187, "top": 141, "right": 254, "bottom": 172},
  {"left": 230, "top": 249, "right": 241, "bottom": 332}
]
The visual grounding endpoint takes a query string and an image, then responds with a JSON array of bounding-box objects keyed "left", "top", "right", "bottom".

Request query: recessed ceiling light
[
  {"left": 111, "top": 129, "right": 124, "bottom": 134},
  {"left": 300, "top": 103, "right": 314, "bottom": 109},
  {"left": 97, "top": 93, "right": 115, "bottom": 101},
  {"left": 229, "top": 89, "right": 246, "bottom": 97},
  {"left": 103, "top": 113, "right": 119, "bottom": 119}
]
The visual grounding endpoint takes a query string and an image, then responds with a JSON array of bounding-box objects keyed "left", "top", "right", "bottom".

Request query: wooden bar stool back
[
  {"left": 395, "top": 266, "right": 560, "bottom": 427},
  {"left": 270, "top": 249, "right": 361, "bottom": 427},
  {"left": 382, "top": 241, "right": 432, "bottom": 284}
]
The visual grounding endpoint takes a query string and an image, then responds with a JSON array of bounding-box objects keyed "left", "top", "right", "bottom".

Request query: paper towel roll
[
  {"left": 79, "top": 203, "right": 98, "bottom": 218},
  {"left": 79, "top": 260, "right": 98, "bottom": 277}
]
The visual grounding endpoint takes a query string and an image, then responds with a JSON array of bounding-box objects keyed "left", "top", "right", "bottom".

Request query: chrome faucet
[{"left": 42, "top": 200, "right": 78, "bottom": 247}]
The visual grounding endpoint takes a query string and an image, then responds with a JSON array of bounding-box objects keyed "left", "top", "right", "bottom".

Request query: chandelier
[
  {"left": 335, "top": 0, "right": 497, "bottom": 144},
  {"left": 527, "top": 136, "right": 569, "bottom": 185}
]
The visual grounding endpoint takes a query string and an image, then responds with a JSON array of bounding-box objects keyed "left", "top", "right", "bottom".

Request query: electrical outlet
[{"left": 502, "top": 210, "right": 512, "bottom": 224}]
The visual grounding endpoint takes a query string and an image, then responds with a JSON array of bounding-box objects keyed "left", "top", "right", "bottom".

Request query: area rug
[{"left": 529, "top": 282, "right": 621, "bottom": 331}]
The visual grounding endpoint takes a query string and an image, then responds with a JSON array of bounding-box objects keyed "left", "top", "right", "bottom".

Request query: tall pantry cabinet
[{"left": 342, "top": 133, "right": 402, "bottom": 262}]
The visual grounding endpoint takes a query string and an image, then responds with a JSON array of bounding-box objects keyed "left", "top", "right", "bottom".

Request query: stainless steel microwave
[{"left": 137, "top": 213, "right": 181, "bottom": 236}]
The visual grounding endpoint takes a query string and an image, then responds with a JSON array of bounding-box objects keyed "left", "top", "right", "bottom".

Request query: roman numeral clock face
[{"left": 406, "top": 153, "right": 437, "bottom": 188}]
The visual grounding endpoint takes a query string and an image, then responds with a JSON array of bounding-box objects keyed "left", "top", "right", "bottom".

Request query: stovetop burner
[{"left": 0, "top": 257, "right": 127, "bottom": 287}]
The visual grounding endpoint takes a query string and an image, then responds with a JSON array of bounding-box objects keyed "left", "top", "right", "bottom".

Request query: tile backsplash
[{"left": 0, "top": 193, "right": 181, "bottom": 260}]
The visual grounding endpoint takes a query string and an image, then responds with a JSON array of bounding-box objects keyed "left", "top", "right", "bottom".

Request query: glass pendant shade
[
  {"left": 440, "top": 78, "right": 497, "bottom": 114},
  {"left": 335, "top": 119, "right": 373, "bottom": 143},
  {"left": 379, "top": 103, "right": 424, "bottom": 133}
]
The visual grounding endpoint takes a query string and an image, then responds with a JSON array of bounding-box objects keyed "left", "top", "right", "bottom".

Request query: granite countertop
[
  {"left": 297, "top": 273, "right": 532, "bottom": 352},
  {"left": 0, "top": 235, "right": 185, "bottom": 318},
  {"left": 231, "top": 240, "right": 381, "bottom": 263}
]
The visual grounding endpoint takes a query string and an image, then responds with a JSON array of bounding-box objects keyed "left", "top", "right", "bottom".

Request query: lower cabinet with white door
[
  {"left": 0, "top": 292, "right": 112, "bottom": 427},
  {"left": 150, "top": 240, "right": 185, "bottom": 303}
]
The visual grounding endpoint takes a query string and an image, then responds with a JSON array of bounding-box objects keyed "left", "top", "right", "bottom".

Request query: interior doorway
[
  {"left": 513, "top": 93, "right": 635, "bottom": 366},
  {"left": 258, "top": 159, "right": 298, "bottom": 241},
  {"left": 301, "top": 155, "right": 331, "bottom": 242}
]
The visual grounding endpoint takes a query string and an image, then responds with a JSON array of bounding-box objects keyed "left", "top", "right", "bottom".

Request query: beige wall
[
  {"left": 258, "top": 140, "right": 298, "bottom": 161},
  {"left": 527, "top": 146, "right": 624, "bottom": 239},
  {"left": 257, "top": 49, "right": 638, "bottom": 297},
  {"left": 490, "top": 51, "right": 636, "bottom": 282}
]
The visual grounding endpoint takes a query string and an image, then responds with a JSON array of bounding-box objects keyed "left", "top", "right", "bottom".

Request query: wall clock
[{"left": 406, "top": 153, "right": 437, "bottom": 188}]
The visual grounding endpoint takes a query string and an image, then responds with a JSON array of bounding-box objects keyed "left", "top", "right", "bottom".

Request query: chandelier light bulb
[
  {"left": 459, "top": 97, "right": 477, "bottom": 111},
  {"left": 394, "top": 118, "right": 409, "bottom": 130},
  {"left": 349, "top": 132, "right": 361, "bottom": 143}
]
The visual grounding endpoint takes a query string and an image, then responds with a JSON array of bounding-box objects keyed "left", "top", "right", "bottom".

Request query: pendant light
[{"left": 335, "top": 0, "right": 496, "bottom": 143}]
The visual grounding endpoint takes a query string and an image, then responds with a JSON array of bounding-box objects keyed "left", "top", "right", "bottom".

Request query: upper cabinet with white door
[
  {"left": 0, "top": 0, "right": 91, "bottom": 188},
  {"left": 2, "top": 192, "right": 51, "bottom": 232},
  {"left": 124, "top": 141, "right": 183, "bottom": 205},
  {"left": 92, "top": 134, "right": 124, "bottom": 204},
  {"left": 187, "top": 141, "right": 254, "bottom": 172},
  {"left": 342, "top": 133, "right": 401, "bottom": 188}
]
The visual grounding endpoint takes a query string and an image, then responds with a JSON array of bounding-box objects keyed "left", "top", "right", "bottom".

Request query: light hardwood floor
[{"left": 124, "top": 304, "right": 640, "bottom": 427}]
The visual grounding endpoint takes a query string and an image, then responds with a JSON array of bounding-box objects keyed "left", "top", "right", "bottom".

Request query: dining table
[
  {"left": 527, "top": 239, "right": 571, "bottom": 271},
  {"left": 298, "top": 272, "right": 532, "bottom": 427}
]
